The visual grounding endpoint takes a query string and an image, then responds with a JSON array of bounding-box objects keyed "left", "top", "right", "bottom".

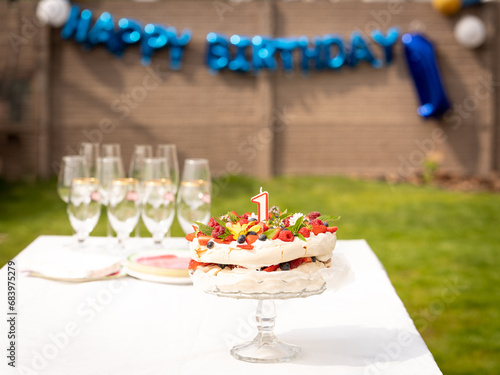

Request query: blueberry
[
  {"left": 280, "top": 226, "right": 286, "bottom": 230},
  {"left": 248, "top": 218, "right": 257, "bottom": 222},
  {"left": 218, "top": 264, "right": 226, "bottom": 269},
  {"left": 280, "top": 262, "right": 291, "bottom": 271},
  {"left": 258, "top": 234, "right": 267, "bottom": 241},
  {"left": 237, "top": 234, "right": 246, "bottom": 244},
  {"left": 207, "top": 240, "right": 214, "bottom": 249},
  {"left": 247, "top": 231, "right": 257, "bottom": 236},
  {"left": 311, "top": 256, "right": 317, "bottom": 262},
  {"left": 323, "top": 221, "right": 328, "bottom": 227}
]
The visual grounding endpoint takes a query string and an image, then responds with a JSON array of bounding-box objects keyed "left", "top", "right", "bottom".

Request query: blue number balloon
[
  {"left": 347, "top": 32, "right": 382, "bottom": 68},
  {"left": 206, "top": 32, "right": 230, "bottom": 72},
  {"left": 141, "top": 24, "right": 168, "bottom": 66},
  {"left": 87, "top": 12, "right": 114, "bottom": 48},
  {"left": 228, "top": 35, "right": 251, "bottom": 73},
  {"left": 402, "top": 33, "right": 451, "bottom": 118},
  {"left": 273, "top": 38, "right": 298, "bottom": 73},
  {"left": 297, "top": 36, "right": 323, "bottom": 74},
  {"left": 252, "top": 36, "right": 277, "bottom": 73},
  {"left": 166, "top": 27, "right": 191, "bottom": 70},
  {"left": 321, "top": 34, "right": 346, "bottom": 70},
  {"left": 371, "top": 27, "right": 399, "bottom": 64}
]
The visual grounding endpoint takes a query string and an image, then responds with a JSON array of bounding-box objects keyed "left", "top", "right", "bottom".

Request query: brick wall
[{"left": 1, "top": 0, "right": 498, "bottom": 180}]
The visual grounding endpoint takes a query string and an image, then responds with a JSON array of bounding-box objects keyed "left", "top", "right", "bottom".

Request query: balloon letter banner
[
  {"left": 205, "top": 29, "right": 399, "bottom": 75},
  {"left": 61, "top": 5, "right": 190, "bottom": 69},
  {"left": 402, "top": 33, "right": 451, "bottom": 118}
]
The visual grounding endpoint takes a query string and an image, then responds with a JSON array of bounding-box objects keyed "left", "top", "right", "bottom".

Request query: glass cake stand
[{"left": 205, "top": 283, "right": 327, "bottom": 363}]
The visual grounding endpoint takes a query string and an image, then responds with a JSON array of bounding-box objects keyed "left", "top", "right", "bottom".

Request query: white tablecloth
[{"left": 0, "top": 236, "right": 442, "bottom": 375}]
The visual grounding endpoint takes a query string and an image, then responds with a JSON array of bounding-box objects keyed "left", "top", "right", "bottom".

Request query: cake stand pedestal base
[{"left": 230, "top": 299, "right": 301, "bottom": 363}]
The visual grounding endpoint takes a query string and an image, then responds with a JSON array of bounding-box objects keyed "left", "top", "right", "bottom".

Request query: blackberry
[
  {"left": 258, "top": 234, "right": 267, "bottom": 241},
  {"left": 237, "top": 234, "right": 246, "bottom": 244},
  {"left": 311, "top": 256, "right": 317, "bottom": 262},
  {"left": 207, "top": 240, "right": 215, "bottom": 249},
  {"left": 247, "top": 231, "right": 257, "bottom": 236},
  {"left": 218, "top": 264, "right": 226, "bottom": 269},
  {"left": 280, "top": 262, "right": 291, "bottom": 271}
]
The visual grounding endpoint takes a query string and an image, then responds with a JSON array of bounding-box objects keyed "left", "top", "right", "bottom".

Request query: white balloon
[
  {"left": 454, "top": 15, "right": 487, "bottom": 49},
  {"left": 36, "top": 0, "right": 71, "bottom": 28}
]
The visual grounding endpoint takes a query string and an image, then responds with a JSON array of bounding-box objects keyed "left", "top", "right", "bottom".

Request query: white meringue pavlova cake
[{"left": 187, "top": 208, "right": 346, "bottom": 296}]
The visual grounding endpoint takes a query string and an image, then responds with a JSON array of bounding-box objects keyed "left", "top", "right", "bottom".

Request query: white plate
[{"left": 124, "top": 249, "right": 192, "bottom": 285}]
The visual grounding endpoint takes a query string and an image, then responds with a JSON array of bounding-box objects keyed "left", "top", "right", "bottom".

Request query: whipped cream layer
[
  {"left": 191, "top": 261, "right": 329, "bottom": 294},
  {"left": 189, "top": 232, "right": 337, "bottom": 268}
]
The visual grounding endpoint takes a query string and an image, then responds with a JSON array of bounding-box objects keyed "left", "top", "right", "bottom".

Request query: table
[{"left": 0, "top": 236, "right": 442, "bottom": 375}]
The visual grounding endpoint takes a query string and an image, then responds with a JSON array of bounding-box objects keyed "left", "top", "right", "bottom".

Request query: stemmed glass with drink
[
  {"left": 107, "top": 178, "right": 141, "bottom": 251},
  {"left": 140, "top": 157, "right": 176, "bottom": 248},
  {"left": 177, "top": 159, "right": 211, "bottom": 234},
  {"left": 67, "top": 178, "right": 101, "bottom": 247}
]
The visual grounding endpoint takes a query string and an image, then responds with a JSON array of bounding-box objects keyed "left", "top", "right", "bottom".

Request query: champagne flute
[
  {"left": 102, "top": 143, "right": 122, "bottom": 158},
  {"left": 79, "top": 142, "right": 100, "bottom": 178},
  {"left": 107, "top": 178, "right": 141, "bottom": 250},
  {"left": 156, "top": 144, "right": 179, "bottom": 193},
  {"left": 177, "top": 159, "right": 211, "bottom": 234},
  {"left": 141, "top": 179, "right": 176, "bottom": 248},
  {"left": 96, "top": 157, "right": 125, "bottom": 238},
  {"left": 129, "top": 145, "right": 153, "bottom": 181},
  {"left": 57, "top": 155, "right": 88, "bottom": 203},
  {"left": 67, "top": 178, "right": 101, "bottom": 247}
]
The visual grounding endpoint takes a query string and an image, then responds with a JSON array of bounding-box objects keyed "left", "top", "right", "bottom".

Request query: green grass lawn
[{"left": 1, "top": 175, "right": 499, "bottom": 374}]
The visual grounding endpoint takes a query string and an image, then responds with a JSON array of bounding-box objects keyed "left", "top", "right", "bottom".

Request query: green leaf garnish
[
  {"left": 297, "top": 233, "right": 307, "bottom": 242},
  {"left": 317, "top": 215, "right": 340, "bottom": 222},
  {"left": 278, "top": 210, "right": 289, "bottom": 220},
  {"left": 194, "top": 222, "right": 214, "bottom": 236},
  {"left": 263, "top": 228, "right": 279, "bottom": 239},
  {"left": 289, "top": 216, "right": 304, "bottom": 235},
  {"left": 227, "top": 211, "right": 239, "bottom": 223}
]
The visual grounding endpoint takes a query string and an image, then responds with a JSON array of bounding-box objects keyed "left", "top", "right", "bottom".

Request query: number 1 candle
[{"left": 251, "top": 188, "right": 269, "bottom": 222}]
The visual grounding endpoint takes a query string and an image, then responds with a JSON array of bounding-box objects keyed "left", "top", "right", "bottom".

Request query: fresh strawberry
[
  {"left": 326, "top": 226, "right": 338, "bottom": 233},
  {"left": 311, "top": 225, "right": 327, "bottom": 235},
  {"left": 237, "top": 218, "right": 249, "bottom": 225},
  {"left": 246, "top": 234, "right": 259, "bottom": 245},
  {"left": 298, "top": 227, "right": 310, "bottom": 238},
  {"left": 198, "top": 236, "right": 212, "bottom": 246},
  {"left": 278, "top": 230, "right": 294, "bottom": 242},
  {"left": 185, "top": 233, "right": 196, "bottom": 241},
  {"left": 271, "top": 228, "right": 281, "bottom": 240},
  {"left": 302, "top": 257, "right": 313, "bottom": 263},
  {"left": 263, "top": 264, "right": 280, "bottom": 272},
  {"left": 208, "top": 217, "right": 218, "bottom": 228},
  {"left": 289, "top": 258, "right": 304, "bottom": 269},
  {"left": 188, "top": 259, "right": 207, "bottom": 271},
  {"left": 261, "top": 223, "right": 269, "bottom": 232},
  {"left": 237, "top": 244, "right": 254, "bottom": 250}
]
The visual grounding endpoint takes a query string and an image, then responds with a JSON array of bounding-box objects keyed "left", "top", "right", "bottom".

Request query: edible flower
[{"left": 226, "top": 222, "right": 261, "bottom": 240}]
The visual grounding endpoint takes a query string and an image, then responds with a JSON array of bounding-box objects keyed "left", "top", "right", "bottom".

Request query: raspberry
[
  {"left": 241, "top": 213, "right": 249, "bottom": 220},
  {"left": 237, "top": 218, "right": 249, "bottom": 225},
  {"left": 278, "top": 230, "right": 294, "bottom": 242},
  {"left": 309, "top": 219, "right": 323, "bottom": 226},
  {"left": 283, "top": 217, "right": 291, "bottom": 227},
  {"left": 208, "top": 217, "right": 218, "bottom": 228},
  {"left": 307, "top": 211, "right": 321, "bottom": 220},
  {"left": 211, "top": 225, "right": 225, "bottom": 238},
  {"left": 298, "top": 227, "right": 310, "bottom": 238}
]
